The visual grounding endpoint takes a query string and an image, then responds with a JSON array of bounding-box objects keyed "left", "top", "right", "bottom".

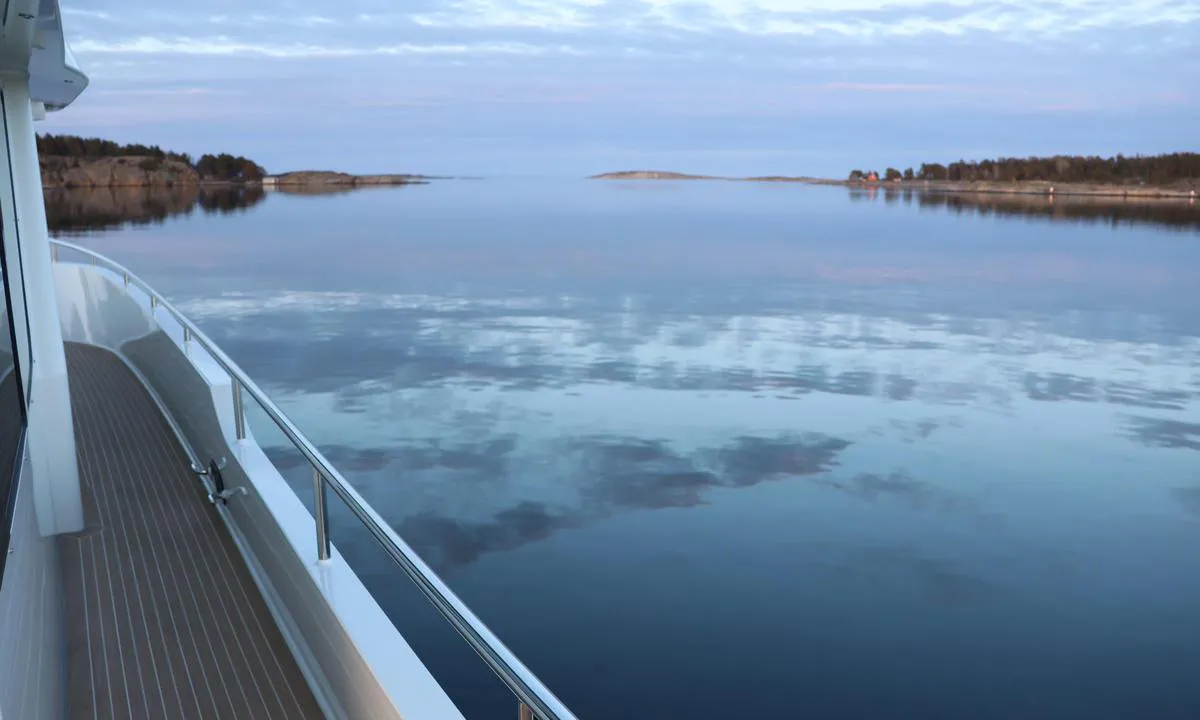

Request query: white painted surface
[
  {"left": 54, "top": 264, "right": 156, "bottom": 350},
  {"left": 0, "top": 452, "right": 65, "bottom": 720},
  {"left": 0, "top": 79, "right": 82, "bottom": 536},
  {"left": 53, "top": 262, "right": 468, "bottom": 720},
  {"left": 15, "top": 0, "right": 89, "bottom": 110},
  {"left": 0, "top": 6, "right": 85, "bottom": 716}
]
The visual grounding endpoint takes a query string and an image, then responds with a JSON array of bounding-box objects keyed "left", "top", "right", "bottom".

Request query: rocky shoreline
[
  {"left": 862, "top": 179, "right": 1198, "bottom": 199},
  {"left": 266, "top": 170, "right": 429, "bottom": 188},
  {"left": 40, "top": 156, "right": 431, "bottom": 190},
  {"left": 591, "top": 170, "right": 1197, "bottom": 199},
  {"left": 589, "top": 170, "right": 716, "bottom": 180},
  {"left": 591, "top": 170, "right": 840, "bottom": 184},
  {"left": 41, "top": 156, "right": 201, "bottom": 188}
]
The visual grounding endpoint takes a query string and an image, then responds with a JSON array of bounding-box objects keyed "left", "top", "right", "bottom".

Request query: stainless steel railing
[{"left": 50, "top": 239, "right": 576, "bottom": 720}]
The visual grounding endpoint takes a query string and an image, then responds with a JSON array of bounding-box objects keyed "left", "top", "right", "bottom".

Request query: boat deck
[{"left": 59, "top": 342, "right": 325, "bottom": 720}]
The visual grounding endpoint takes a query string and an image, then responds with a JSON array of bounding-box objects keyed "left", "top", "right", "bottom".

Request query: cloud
[
  {"left": 65, "top": 0, "right": 1200, "bottom": 47},
  {"left": 71, "top": 36, "right": 583, "bottom": 58},
  {"left": 412, "top": 0, "right": 607, "bottom": 30},
  {"left": 203, "top": 14, "right": 340, "bottom": 28},
  {"left": 820, "top": 82, "right": 963, "bottom": 93},
  {"left": 62, "top": 8, "right": 113, "bottom": 20},
  {"left": 49, "top": 0, "right": 1200, "bottom": 175},
  {"left": 90, "top": 87, "right": 240, "bottom": 97},
  {"left": 393, "top": 0, "right": 1200, "bottom": 40}
]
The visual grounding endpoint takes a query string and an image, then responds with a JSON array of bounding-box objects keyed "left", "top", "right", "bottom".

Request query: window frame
[
  {"left": 0, "top": 91, "right": 32, "bottom": 404},
  {"left": 0, "top": 204, "right": 28, "bottom": 587}
]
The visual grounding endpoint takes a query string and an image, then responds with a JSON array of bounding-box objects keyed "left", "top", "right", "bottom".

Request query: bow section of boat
[{"left": 48, "top": 240, "right": 577, "bottom": 720}]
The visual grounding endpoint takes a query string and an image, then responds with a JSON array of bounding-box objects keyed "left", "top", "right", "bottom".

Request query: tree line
[
  {"left": 37, "top": 133, "right": 267, "bottom": 182},
  {"left": 193, "top": 153, "right": 266, "bottom": 182},
  {"left": 849, "top": 152, "right": 1200, "bottom": 186}
]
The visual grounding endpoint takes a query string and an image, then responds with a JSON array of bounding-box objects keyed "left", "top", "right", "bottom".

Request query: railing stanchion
[
  {"left": 51, "top": 244, "right": 57, "bottom": 262},
  {"left": 184, "top": 324, "right": 192, "bottom": 343},
  {"left": 232, "top": 381, "right": 246, "bottom": 440},
  {"left": 313, "top": 468, "right": 331, "bottom": 561},
  {"left": 519, "top": 702, "right": 535, "bottom": 720}
]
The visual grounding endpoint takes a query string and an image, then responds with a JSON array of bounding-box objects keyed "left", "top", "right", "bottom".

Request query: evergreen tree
[
  {"left": 882, "top": 153, "right": 1199, "bottom": 186},
  {"left": 37, "top": 133, "right": 268, "bottom": 180}
]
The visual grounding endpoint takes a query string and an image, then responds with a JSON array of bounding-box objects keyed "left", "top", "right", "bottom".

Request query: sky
[{"left": 41, "top": 0, "right": 1200, "bottom": 177}]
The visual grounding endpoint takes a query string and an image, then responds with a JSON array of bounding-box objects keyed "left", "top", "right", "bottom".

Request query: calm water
[{"left": 58, "top": 182, "right": 1200, "bottom": 719}]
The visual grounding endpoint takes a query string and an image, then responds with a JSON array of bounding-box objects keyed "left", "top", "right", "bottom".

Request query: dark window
[{"left": 0, "top": 217, "right": 27, "bottom": 580}]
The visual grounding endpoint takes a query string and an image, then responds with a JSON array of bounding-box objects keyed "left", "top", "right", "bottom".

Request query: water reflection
[
  {"left": 64, "top": 183, "right": 1200, "bottom": 719},
  {"left": 1124, "top": 416, "right": 1200, "bottom": 450},
  {"left": 273, "top": 184, "right": 359, "bottom": 197},
  {"left": 862, "top": 188, "right": 1200, "bottom": 230},
  {"left": 1173, "top": 487, "right": 1200, "bottom": 517},
  {"left": 191, "top": 280, "right": 1200, "bottom": 574},
  {"left": 269, "top": 431, "right": 854, "bottom": 568},
  {"left": 44, "top": 185, "right": 266, "bottom": 234},
  {"left": 921, "top": 192, "right": 1200, "bottom": 230},
  {"left": 183, "top": 290, "right": 1198, "bottom": 409}
]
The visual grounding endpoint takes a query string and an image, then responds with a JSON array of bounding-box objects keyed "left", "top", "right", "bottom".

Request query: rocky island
[
  {"left": 266, "top": 170, "right": 428, "bottom": 189},
  {"left": 590, "top": 170, "right": 716, "bottom": 180},
  {"left": 41, "top": 155, "right": 202, "bottom": 188},
  {"left": 591, "top": 170, "right": 829, "bottom": 183},
  {"left": 38, "top": 134, "right": 268, "bottom": 188},
  {"left": 36, "top": 133, "right": 427, "bottom": 190},
  {"left": 594, "top": 154, "right": 1199, "bottom": 199}
]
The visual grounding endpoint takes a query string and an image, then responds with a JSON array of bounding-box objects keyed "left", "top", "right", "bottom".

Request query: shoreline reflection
[
  {"left": 45, "top": 184, "right": 267, "bottom": 234},
  {"left": 852, "top": 188, "right": 1200, "bottom": 230}
]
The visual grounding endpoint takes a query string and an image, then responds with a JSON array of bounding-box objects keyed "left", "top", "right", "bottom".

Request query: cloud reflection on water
[
  {"left": 233, "top": 275, "right": 1200, "bottom": 570},
  {"left": 1173, "top": 488, "right": 1200, "bottom": 518},
  {"left": 184, "top": 291, "right": 1198, "bottom": 418},
  {"left": 271, "top": 431, "right": 856, "bottom": 569},
  {"left": 57, "top": 183, "right": 1200, "bottom": 720},
  {"left": 1124, "top": 417, "right": 1200, "bottom": 451},
  {"left": 805, "top": 543, "right": 1008, "bottom": 608}
]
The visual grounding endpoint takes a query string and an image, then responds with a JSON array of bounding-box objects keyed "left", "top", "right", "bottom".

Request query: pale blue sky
[{"left": 43, "top": 0, "right": 1200, "bottom": 177}]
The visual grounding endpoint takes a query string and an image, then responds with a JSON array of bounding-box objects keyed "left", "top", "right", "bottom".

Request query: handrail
[{"left": 49, "top": 239, "right": 577, "bottom": 720}]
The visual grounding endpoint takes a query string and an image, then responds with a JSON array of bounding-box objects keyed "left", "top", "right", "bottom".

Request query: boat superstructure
[{"left": 0, "top": 3, "right": 574, "bottom": 719}]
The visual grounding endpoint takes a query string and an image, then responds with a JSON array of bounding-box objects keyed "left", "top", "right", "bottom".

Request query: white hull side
[
  {"left": 0, "top": 452, "right": 65, "bottom": 720},
  {"left": 0, "top": 79, "right": 84, "bottom": 536}
]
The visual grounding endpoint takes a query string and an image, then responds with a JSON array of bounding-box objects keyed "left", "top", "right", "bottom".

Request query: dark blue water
[{"left": 63, "top": 181, "right": 1200, "bottom": 719}]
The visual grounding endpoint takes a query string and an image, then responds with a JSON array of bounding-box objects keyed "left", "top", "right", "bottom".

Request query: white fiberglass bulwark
[{"left": 0, "top": 3, "right": 89, "bottom": 719}]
